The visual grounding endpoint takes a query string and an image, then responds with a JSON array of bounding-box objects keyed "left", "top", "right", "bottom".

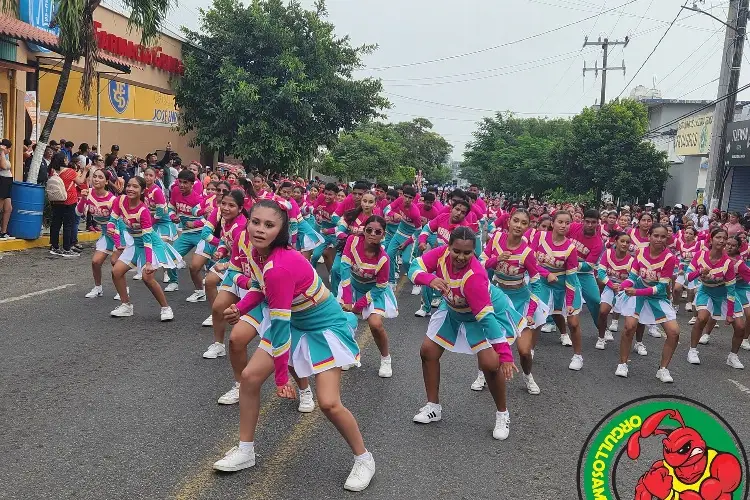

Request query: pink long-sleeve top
[
  {"left": 313, "top": 195, "right": 340, "bottom": 234},
  {"left": 473, "top": 196, "right": 487, "bottom": 218},
  {"left": 235, "top": 246, "right": 331, "bottom": 386},
  {"left": 200, "top": 194, "right": 217, "bottom": 218},
  {"left": 568, "top": 222, "right": 604, "bottom": 273},
  {"left": 409, "top": 246, "right": 513, "bottom": 362},
  {"left": 212, "top": 213, "right": 247, "bottom": 259},
  {"left": 339, "top": 235, "right": 390, "bottom": 311},
  {"left": 530, "top": 230, "right": 579, "bottom": 308},
  {"left": 686, "top": 250, "right": 736, "bottom": 285},
  {"left": 676, "top": 238, "right": 702, "bottom": 267},
  {"left": 333, "top": 192, "right": 358, "bottom": 216},
  {"left": 76, "top": 189, "right": 116, "bottom": 225},
  {"left": 386, "top": 196, "right": 423, "bottom": 232},
  {"left": 627, "top": 227, "right": 650, "bottom": 255},
  {"left": 620, "top": 247, "right": 677, "bottom": 299},
  {"left": 107, "top": 196, "right": 155, "bottom": 261},
  {"left": 144, "top": 184, "right": 169, "bottom": 223},
  {"left": 335, "top": 210, "right": 378, "bottom": 240},
  {"left": 418, "top": 202, "right": 441, "bottom": 226},
  {"left": 441, "top": 204, "right": 479, "bottom": 231},
  {"left": 596, "top": 248, "right": 635, "bottom": 289},
  {"left": 413, "top": 212, "right": 468, "bottom": 247},
  {"left": 169, "top": 185, "right": 205, "bottom": 233}
]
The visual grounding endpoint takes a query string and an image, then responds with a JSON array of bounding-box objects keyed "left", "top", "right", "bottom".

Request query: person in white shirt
[{"left": 0, "top": 138, "right": 15, "bottom": 240}]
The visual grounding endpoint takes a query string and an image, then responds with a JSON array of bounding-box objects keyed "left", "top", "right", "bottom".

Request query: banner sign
[
  {"left": 19, "top": 0, "right": 59, "bottom": 53},
  {"left": 93, "top": 21, "right": 184, "bottom": 75},
  {"left": 725, "top": 119, "right": 750, "bottom": 168},
  {"left": 675, "top": 112, "right": 712, "bottom": 156}
]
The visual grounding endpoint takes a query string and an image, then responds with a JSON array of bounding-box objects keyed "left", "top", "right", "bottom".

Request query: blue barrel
[{"left": 8, "top": 181, "right": 45, "bottom": 240}]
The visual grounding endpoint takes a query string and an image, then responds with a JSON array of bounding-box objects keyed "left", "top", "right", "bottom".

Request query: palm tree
[{"left": 21, "top": 0, "right": 173, "bottom": 183}]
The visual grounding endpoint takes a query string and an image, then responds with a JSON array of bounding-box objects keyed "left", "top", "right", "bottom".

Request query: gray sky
[{"left": 114, "top": 0, "right": 745, "bottom": 159}]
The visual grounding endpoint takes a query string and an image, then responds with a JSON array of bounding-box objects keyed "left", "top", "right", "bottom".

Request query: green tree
[
  {"left": 23, "top": 0, "right": 171, "bottom": 183},
  {"left": 175, "top": 0, "right": 388, "bottom": 172},
  {"left": 554, "top": 99, "right": 670, "bottom": 202},
  {"left": 321, "top": 122, "right": 404, "bottom": 181},
  {"left": 391, "top": 118, "right": 453, "bottom": 182}
]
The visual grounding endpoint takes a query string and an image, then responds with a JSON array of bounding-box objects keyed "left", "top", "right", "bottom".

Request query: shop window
[{"left": 0, "top": 37, "right": 17, "bottom": 62}]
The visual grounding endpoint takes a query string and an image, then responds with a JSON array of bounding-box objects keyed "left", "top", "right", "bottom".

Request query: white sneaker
[
  {"left": 298, "top": 387, "right": 315, "bottom": 412},
  {"left": 217, "top": 382, "right": 240, "bottom": 405},
  {"left": 741, "top": 339, "right": 750, "bottom": 350},
  {"left": 523, "top": 373, "right": 540, "bottom": 395},
  {"left": 634, "top": 342, "right": 648, "bottom": 356},
  {"left": 541, "top": 323, "right": 556, "bottom": 333},
  {"left": 604, "top": 331, "right": 615, "bottom": 342},
  {"left": 163, "top": 273, "right": 170, "bottom": 283},
  {"left": 615, "top": 363, "right": 628, "bottom": 378},
  {"left": 608, "top": 319, "right": 619, "bottom": 332},
  {"left": 132, "top": 272, "right": 142, "bottom": 280},
  {"left": 569, "top": 354, "right": 583, "bottom": 371},
  {"left": 110, "top": 303, "right": 134, "bottom": 317},
  {"left": 411, "top": 285, "right": 422, "bottom": 295},
  {"left": 164, "top": 282, "right": 179, "bottom": 292},
  {"left": 699, "top": 333, "right": 710, "bottom": 344},
  {"left": 202, "top": 315, "right": 213, "bottom": 327},
  {"left": 85, "top": 286, "right": 103, "bottom": 298},
  {"left": 341, "top": 363, "right": 356, "bottom": 371},
  {"left": 595, "top": 338, "right": 606, "bottom": 350},
  {"left": 343, "top": 454, "right": 375, "bottom": 492},
  {"left": 186, "top": 290, "right": 206, "bottom": 302},
  {"left": 431, "top": 298, "right": 441, "bottom": 308},
  {"left": 378, "top": 357, "right": 393, "bottom": 378},
  {"left": 470, "top": 371, "right": 485, "bottom": 391},
  {"left": 160, "top": 306, "right": 174, "bottom": 322},
  {"left": 656, "top": 368, "right": 674, "bottom": 383},
  {"left": 687, "top": 348, "right": 701, "bottom": 365},
  {"left": 414, "top": 308, "right": 428, "bottom": 318},
  {"left": 113, "top": 287, "right": 129, "bottom": 301},
  {"left": 413, "top": 402, "right": 442, "bottom": 423},
  {"left": 727, "top": 353, "right": 745, "bottom": 369},
  {"left": 493, "top": 412, "right": 510, "bottom": 440},
  {"left": 212, "top": 446, "right": 256, "bottom": 472},
  {"left": 203, "top": 342, "right": 226, "bottom": 359},
  {"left": 560, "top": 334, "right": 573, "bottom": 346},
  {"left": 688, "top": 316, "right": 697, "bottom": 325},
  {"left": 685, "top": 302, "right": 693, "bottom": 312},
  {"left": 648, "top": 325, "right": 663, "bottom": 338}
]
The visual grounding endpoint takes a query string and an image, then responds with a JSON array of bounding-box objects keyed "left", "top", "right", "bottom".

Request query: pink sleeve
[
  {"left": 140, "top": 208, "right": 155, "bottom": 263},
  {"left": 340, "top": 239, "right": 355, "bottom": 305},
  {"left": 687, "top": 253, "right": 702, "bottom": 282},
  {"left": 407, "top": 203, "right": 422, "bottom": 226},
  {"left": 565, "top": 247, "right": 579, "bottom": 307},
  {"left": 354, "top": 255, "right": 390, "bottom": 311},
  {"left": 409, "top": 247, "right": 442, "bottom": 286},
  {"left": 108, "top": 198, "right": 123, "bottom": 248},
  {"left": 463, "top": 272, "right": 492, "bottom": 317},
  {"left": 492, "top": 341, "right": 514, "bottom": 363}
]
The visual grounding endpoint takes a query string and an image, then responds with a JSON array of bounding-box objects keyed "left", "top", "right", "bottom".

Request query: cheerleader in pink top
[
  {"left": 409, "top": 227, "right": 519, "bottom": 441},
  {"left": 595, "top": 231, "right": 634, "bottom": 349},
  {"left": 215, "top": 200, "right": 374, "bottom": 492},
  {"left": 628, "top": 212, "right": 664, "bottom": 340},
  {"left": 339, "top": 216, "right": 397, "bottom": 378}
]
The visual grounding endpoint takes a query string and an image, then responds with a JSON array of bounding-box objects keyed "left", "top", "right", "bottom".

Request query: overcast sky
[{"left": 111, "top": 0, "right": 746, "bottom": 159}]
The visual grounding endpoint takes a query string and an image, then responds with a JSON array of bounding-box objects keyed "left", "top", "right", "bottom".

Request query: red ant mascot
[{"left": 627, "top": 409, "right": 742, "bottom": 499}]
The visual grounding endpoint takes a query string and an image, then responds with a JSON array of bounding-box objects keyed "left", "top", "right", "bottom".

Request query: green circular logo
[{"left": 577, "top": 396, "right": 747, "bottom": 499}]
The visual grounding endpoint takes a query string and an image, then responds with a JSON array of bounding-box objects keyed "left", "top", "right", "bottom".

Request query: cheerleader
[
  {"left": 629, "top": 212, "right": 662, "bottom": 340},
  {"left": 532, "top": 211, "right": 585, "bottom": 370},
  {"left": 191, "top": 181, "right": 230, "bottom": 309},
  {"left": 79, "top": 168, "right": 132, "bottom": 298},
  {"left": 685, "top": 228, "right": 746, "bottom": 369},
  {"left": 382, "top": 189, "right": 400, "bottom": 251},
  {"left": 616, "top": 224, "right": 678, "bottom": 382},
  {"left": 109, "top": 177, "right": 182, "bottom": 321},
  {"left": 284, "top": 183, "right": 324, "bottom": 260},
  {"left": 215, "top": 200, "right": 374, "bottom": 493},
  {"left": 408, "top": 227, "right": 519, "bottom": 440},
  {"left": 410, "top": 192, "right": 441, "bottom": 296},
  {"left": 595, "top": 231, "right": 634, "bottom": 350},
  {"left": 339, "top": 216, "right": 397, "bottom": 378},
  {"left": 310, "top": 183, "right": 341, "bottom": 275},
  {"left": 726, "top": 236, "right": 750, "bottom": 352},
  {"left": 672, "top": 226, "right": 701, "bottom": 316},
  {"left": 385, "top": 187, "right": 423, "bottom": 286},
  {"left": 568, "top": 210, "right": 605, "bottom": 326},
  {"left": 166, "top": 170, "right": 205, "bottom": 293},
  {"left": 478, "top": 208, "right": 548, "bottom": 395},
  {"left": 330, "top": 191, "right": 379, "bottom": 294},
  {"left": 143, "top": 166, "right": 177, "bottom": 284}
]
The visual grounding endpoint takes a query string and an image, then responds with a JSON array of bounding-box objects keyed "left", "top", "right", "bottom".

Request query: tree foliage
[
  {"left": 461, "top": 101, "right": 671, "bottom": 203},
  {"left": 175, "top": 0, "right": 388, "bottom": 171},
  {"left": 320, "top": 118, "right": 453, "bottom": 185}
]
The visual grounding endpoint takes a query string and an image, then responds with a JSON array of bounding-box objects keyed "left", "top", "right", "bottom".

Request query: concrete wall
[{"left": 662, "top": 157, "right": 700, "bottom": 206}]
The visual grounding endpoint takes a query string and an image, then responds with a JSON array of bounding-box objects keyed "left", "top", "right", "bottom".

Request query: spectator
[
  {"left": 106, "top": 144, "right": 119, "bottom": 165},
  {"left": 49, "top": 140, "right": 60, "bottom": 153},
  {"left": 22, "top": 139, "right": 33, "bottom": 163},
  {"left": 48, "top": 152, "right": 85, "bottom": 257},
  {"left": 0, "top": 138, "right": 13, "bottom": 240},
  {"left": 62, "top": 141, "right": 74, "bottom": 162},
  {"left": 77, "top": 143, "right": 91, "bottom": 166},
  {"left": 103, "top": 154, "right": 121, "bottom": 194},
  {"left": 116, "top": 158, "right": 131, "bottom": 185},
  {"left": 36, "top": 145, "right": 54, "bottom": 185},
  {"left": 89, "top": 145, "right": 98, "bottom": 161}
]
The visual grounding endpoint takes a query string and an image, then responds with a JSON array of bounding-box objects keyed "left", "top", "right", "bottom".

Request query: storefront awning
[{"left": 0, "top": 14, "right": 130, "bottom": 73}]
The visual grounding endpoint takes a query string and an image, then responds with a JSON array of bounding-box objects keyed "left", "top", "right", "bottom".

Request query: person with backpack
[{"left": 47, "top": 152, "right": 86, "bottom": 257}]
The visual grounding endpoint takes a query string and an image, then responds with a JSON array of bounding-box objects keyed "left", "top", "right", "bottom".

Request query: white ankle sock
[
  {"left": 238, "top": 441, "right": 254, "bottom": 452},
  {"left": 355, "top": 450, "right": 372, "bottom": 461}
]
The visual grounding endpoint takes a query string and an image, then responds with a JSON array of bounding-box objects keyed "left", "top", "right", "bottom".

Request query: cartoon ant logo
[{"left": 627, "top": 409, "right": 742, "bottom": 499}]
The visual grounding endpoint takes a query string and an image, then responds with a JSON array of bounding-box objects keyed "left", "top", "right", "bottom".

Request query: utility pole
[
  {"left": 583, "top": 37, "right": 628, "bottom": 106},
  {"left": 701, "top": 0, "right": 748, "bottom": 211}
]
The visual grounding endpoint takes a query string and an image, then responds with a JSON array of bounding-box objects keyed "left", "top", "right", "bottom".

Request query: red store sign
[{"left": 94, "top": 21, "right": 184, "bottom": 75}]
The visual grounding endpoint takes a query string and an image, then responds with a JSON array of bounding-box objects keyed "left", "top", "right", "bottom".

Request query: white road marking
[
  {"left": 728, "top": 379, "right": 750, "bottom": 396},
  {"left": 0, "top": 284, "right": 76, "bottom": 305}
]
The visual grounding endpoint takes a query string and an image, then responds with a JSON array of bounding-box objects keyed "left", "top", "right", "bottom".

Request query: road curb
[{"left": 0, "top": 231, "right": 100, "bottom": 252}]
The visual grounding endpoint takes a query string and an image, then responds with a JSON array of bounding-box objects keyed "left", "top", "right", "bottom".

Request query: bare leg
[
  {"left": 660, "top": 320, "right": 680, "bottom": 369},
  {"left": 142, "top": 269, "right": 169, "bottom": 307},
  {"left": 635, "top": 323, "right": 645, "bottom": 343},
  {"left": 288, "top": 367, "right": 309, "bottom": 391},
  {"left": 91, "top": 251, "right": 108, "bottom": 286},
  {"left": 315, "top": 368, "right": 367, "bottom": 455},
  {"left": 553, "top": 314, "right": 566, "bottom": 336},
  {"left": 112, "top": 261, "right": 131, "bottom": 304},
  {"left": 205, "top": 271, "right": 221, "bottom": 309},
  {"left": 567, "top": 314, "right": 582, "bottom": 355},
  {"left": 516, "top": 328, "right": 534, "bottom": 375},
  {"left": 619, "top": 316, "right": 639, "bottom": 363},
  {"left": 672, "top": 283, "right": 684, "bottom": 307},
  {"left": 239, "top": 349, "right": 275, "bottom": 442},
  {"left": 477, "top": 347, "right": 504, "bottom": 411},
  {"left": 705, "top": 318, "right": 717, "bottom": 335},
  {"left": 212, "top": 291, "right": 236, "bottom": 344},
  {"left": 731, "top": 318, "right": 746, "bottom": 354},
  {"left": 228, "top": 320, "right": 258, "bottom": 382},
  {"left": 420, "top": 337, "right": 444, "bottom": 404},
  {"left": 189, "top": 254, "right": 207, "bottom": 290},
  {"left": 690, "top": 310, "right": 711, "bottom": 348},
  {"left": 323, "top": 247, "right": 336, "bottom": 273},
  {"left": 367, "top": 315, "right": 390, "bottom": 357},
  {"left": 597, "top": 303, "right": 613, "bottom": 339}
]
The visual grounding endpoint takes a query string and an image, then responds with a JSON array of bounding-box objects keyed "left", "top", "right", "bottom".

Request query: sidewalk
[{"left": 0, "top": 230, "right": 99, "bottom": 252}]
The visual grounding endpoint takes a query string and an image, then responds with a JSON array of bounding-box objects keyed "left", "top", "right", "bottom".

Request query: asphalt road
[{"left": 2, "top": 246, "right": 750, "bottom": 500}]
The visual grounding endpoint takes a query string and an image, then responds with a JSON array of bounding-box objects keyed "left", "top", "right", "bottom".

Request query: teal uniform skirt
[{"left": 695, "top": 284, "right": 744, "bottom": 320}]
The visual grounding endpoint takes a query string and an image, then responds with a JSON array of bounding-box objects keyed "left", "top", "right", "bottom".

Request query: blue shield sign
[
  {"left": 19, "top": 0, "right": 60, "bottom": 53},
  {"left": 108, "top": 81, "right": 130, "bottom": 114}
]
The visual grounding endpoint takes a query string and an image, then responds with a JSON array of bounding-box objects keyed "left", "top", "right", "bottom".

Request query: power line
[
  {"left": 616, "top": 2, "right": 689, "bottom": 99},
  {"left": 368, "top": 0, "right": 639, "bottom": 71}
]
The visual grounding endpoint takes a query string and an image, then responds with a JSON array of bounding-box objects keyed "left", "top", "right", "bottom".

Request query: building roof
[
  {"left": 0, "top": 14, "right": 130, "bottom": 73},
  {"left": 640, "top": 98, "right": 750, "bottom": 108}
]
